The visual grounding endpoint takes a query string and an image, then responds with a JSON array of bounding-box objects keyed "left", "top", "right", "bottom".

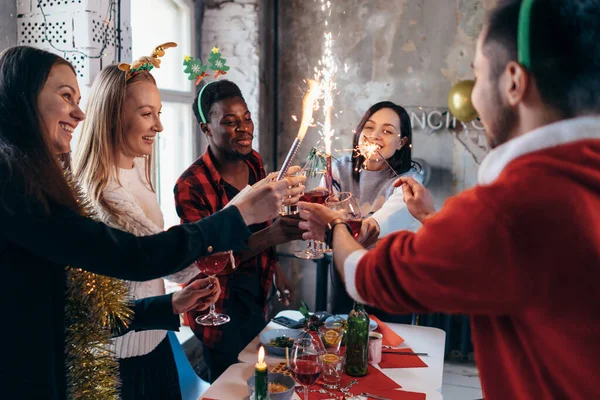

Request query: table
[{"left": 201, "top": 311, "right": 445, "bottom": 399}]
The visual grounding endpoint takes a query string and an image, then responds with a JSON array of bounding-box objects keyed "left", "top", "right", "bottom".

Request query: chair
[{"left": 167, "top": 331, "right": 210, "bottom": 400}]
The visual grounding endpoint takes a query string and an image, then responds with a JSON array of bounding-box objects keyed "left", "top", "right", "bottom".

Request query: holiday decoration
[
  {"left": 119, "top": 42, "right": 177, "bottom": 80},
  {"left": 207, "top": 47, "right": 230, "bottom": 78},
  {"left": 447, "top": 80, "right": 478, "bottom": 123},
  {"left": 183, "top": 55, "right": 209, "bottom": 85},
  {"left": 63, "top": 167, "right": 133, "bottom": 400}
]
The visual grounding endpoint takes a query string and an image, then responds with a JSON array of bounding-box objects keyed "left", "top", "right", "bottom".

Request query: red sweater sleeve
[{"left": 354, "top": 187, "right": 529, "bottom": 315}]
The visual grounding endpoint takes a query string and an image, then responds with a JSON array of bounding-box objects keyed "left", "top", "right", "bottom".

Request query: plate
[
  {"left": 325, "top": 314, "right": 378, "bottom": 331},
  {"left": 259, "top": 329, "right": 305, "bottom": 356}
]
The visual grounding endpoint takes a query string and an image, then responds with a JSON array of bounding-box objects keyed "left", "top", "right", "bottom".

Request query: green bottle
[{"left": 345, "top": 302, "right": 369, "bottom": 377}]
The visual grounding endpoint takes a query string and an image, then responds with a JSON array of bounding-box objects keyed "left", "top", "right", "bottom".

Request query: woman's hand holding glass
[
  {"left": 325, "top": 192, "right": 363, "bottom": 238},
  {"left": 194, "top": 251, "right": 234, "bottom": 326},
  {"left": 297, "top": 202, "right": 345, "bottom": 242},
  {"left": 171, "top": 277, "right": 220, "bottom": 314}
]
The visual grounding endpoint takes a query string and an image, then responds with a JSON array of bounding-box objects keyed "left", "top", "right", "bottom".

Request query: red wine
[
  {"left": 347, "top": 219, "right": 362, "bottom": 238},
  {"left": 195, "top": 252, "right": 230, "bottom": 276},
  {"left": 292, "top": 360, "right": 322, "bottom": 386},
  {"left": 300, "top": 190, "right": 329, "bottom": 205}
]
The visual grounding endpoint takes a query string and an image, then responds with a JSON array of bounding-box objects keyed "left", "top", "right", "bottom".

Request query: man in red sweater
[{"left": 298, "top": 1, "right": 600, "bottom": 399}]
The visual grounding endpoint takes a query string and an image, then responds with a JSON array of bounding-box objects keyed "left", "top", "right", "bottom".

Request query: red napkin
[
  {"left": 297, "top": 365, "right": 401, "bottom": 399},
  {"left": 378, "top": 348, "right": 428, "bottom": 369},
  {"left": 370, "top": 315, "right": 404, "bottom": 347},
  {"left": 361, "top": 389, "right": 426, "bottom": 400}
]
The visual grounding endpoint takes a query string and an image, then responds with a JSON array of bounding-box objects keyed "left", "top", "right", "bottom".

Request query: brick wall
[{"left": 202, "top": 0, "right": 261, "bottom": 150}]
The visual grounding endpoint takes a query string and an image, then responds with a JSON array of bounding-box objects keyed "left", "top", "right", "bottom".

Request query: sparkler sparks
[{"left": 312, "top": 0, "right": 338, "bottom": 192}]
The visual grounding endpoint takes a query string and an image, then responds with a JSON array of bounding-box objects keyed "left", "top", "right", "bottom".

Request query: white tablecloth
[{"left": 201, "top": 310, "right": 446, "bottom": 399}]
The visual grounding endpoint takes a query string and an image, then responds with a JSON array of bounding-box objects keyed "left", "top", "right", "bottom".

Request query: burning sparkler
[
  {"left": 313, "top": 0, "right": 338, "bottom": 193},
  {"left": 276, "top": 79, "right": 321, "bottom": 181},
  {"left": 354, "top": 136, "right": 401, "bottom": 178}
]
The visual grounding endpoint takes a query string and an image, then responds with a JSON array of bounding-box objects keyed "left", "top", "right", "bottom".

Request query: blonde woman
[{"left": 74, "top": 66, "right": 215, "bottom": 399}]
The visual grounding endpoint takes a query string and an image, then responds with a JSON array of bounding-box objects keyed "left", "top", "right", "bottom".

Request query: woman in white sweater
[{"left": 73, "top": 65, "right": 216, "bottom": 399}]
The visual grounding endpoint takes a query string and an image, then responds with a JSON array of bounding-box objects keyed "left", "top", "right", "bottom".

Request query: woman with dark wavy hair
[{"left": 325, "top": 101, "right": 425, "bottom": 319}]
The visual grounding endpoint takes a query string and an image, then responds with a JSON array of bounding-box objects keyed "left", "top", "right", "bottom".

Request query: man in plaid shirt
[{"left": 174, "top": 80, "right": 305, "bottom": 382}]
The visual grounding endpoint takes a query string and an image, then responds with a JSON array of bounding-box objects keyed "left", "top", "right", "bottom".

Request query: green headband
[
  {"left": 518, "top": 0, "right": 535, "bottom": 69},
  {"left": 198, "top": 81, "right": 215, "bottom": 124}
]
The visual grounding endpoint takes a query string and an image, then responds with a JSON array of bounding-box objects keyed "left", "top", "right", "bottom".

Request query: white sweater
[{"left": 99, "top": 157, "right": 200, "bottom": 358}]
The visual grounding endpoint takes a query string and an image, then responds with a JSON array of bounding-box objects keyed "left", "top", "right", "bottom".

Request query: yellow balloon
[{"left": 447, "top": 80, "right": 478, "bottom": 123}]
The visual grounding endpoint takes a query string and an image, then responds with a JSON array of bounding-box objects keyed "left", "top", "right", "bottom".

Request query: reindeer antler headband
[{"left": 118, "top": 42, "right": 178, "bottom": 80}]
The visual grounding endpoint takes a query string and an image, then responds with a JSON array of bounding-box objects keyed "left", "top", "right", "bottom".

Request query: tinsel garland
[{"left": 63, "top": 168, "right": 133, "bottom": 400}]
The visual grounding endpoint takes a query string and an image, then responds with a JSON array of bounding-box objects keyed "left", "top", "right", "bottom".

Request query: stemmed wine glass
[
  {"left": 325, "top": 192, "right": 363, "bottom": 239},
  {"left": 290, "top": 338, "right": 324, "bottom": 400},
  {"left": 294, "top": 189, "right": 330, "bottom": 260},
  {"left": 193, "top": 250, "right": 234, "bottom": 326}
]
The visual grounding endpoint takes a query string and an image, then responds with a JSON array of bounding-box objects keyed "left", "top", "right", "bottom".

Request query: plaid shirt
[{"left": 174, "top": 147, "right": 277, "bottom": 348}]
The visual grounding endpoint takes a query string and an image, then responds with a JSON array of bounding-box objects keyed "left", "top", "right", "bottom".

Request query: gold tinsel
[{"left": 63, "top": 168, "right": 133, "bottom": 400}]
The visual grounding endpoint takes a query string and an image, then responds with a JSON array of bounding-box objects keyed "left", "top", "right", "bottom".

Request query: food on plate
[
  {"left": 269, "top": 335, "right": 295, "bottom": 348},
  {"left": 268, "top": 382, "right": 289, "bottom": 393},
  {"left": 270, "top": 362, "right": 293, "bottom": 377}
]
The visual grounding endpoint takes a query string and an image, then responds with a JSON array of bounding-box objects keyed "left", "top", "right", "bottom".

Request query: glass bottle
[{"left": 344, "top": 302, "right": 369, "bottom": 377}]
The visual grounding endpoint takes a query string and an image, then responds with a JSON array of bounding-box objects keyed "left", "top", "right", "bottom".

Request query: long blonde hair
[{"left": 74, "top": 65, "right": 156, "bottom": 218}]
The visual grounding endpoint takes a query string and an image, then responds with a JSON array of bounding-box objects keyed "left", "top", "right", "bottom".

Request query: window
[{"left": 131, "top": 0, "right": 196, "bottom": 229}]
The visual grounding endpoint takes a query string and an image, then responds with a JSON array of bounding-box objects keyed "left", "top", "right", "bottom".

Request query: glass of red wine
[
  {"left": 325, "top": 192, "right": 363, "bottom": 239},
  {"left": 290, "top": 337, "right": 324, "bottom": 400},
  {"left": 193, "top": 251, "right": 234, "bottom": 326},
  {"left": 294, "top": 189, "right": 330, "bottom": 260}
]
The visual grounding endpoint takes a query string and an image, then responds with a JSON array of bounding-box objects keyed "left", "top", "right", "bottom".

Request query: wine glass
[
  {"left": 325, "top": 192, "right": 362, "bottom": 239},
  {"left": 294, "top": 189, "right": 330, "bottom": 260},
  {"left": 193, "top": 250, "right": 234, "bottom": 326},
  {"left": 281, "top": 168, "right": 307, "bottom": 216},
  {"left": 290, "top": 338, "right": 324, "bottom": 400}
]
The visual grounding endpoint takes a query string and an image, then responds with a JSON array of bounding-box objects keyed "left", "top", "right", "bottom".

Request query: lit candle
[{"left": 254, "top": 346, "right": 268, "bottom": 400}]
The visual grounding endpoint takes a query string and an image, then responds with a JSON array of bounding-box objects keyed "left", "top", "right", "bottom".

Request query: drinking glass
[
  {"left": 290, "top": 338, "right": 324, "bottom": 400},
  {"left": 294, "top": 189, "right": 330, "bottom": 260},
  {"left": 281, "top": 168, "right": 307, "bottom": 216},
  {"left": 325, "top": 192, "right": 362, "bottom": 239},
  {"left": 320, "top": 351, "right": 345, "bottom": 390},
  {"left": 194, "top": 251, "right": 234, "bottom": 326}
]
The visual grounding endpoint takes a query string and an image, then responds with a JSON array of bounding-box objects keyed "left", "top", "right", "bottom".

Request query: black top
[{"left": 0, "top": 177, "right": 251, "bottom": 399}]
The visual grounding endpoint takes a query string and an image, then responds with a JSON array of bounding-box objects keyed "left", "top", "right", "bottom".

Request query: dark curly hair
[{"left": 192, "top": 79, "right": 246, "bottom": 124}]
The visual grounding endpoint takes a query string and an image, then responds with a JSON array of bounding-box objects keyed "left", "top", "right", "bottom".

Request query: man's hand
[
  {"left": 273, "top": 263, "right": 293, "bottom": 306},
  {"left": 270, "top": 216, "right": 306, "bottom": 244},
  {"left": 358, "top": 217, "right": 380, "bottom": 247},
  {"left": 297, "top": 202, "right": 345, "bottom": 241},
  {"left": 394, "top": 177, "right": 436, "bottom": 223},
  {"left": 171, "top": 277, "right": 221, "bottom": 314}
]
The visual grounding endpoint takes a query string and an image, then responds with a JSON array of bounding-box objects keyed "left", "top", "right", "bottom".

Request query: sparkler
[
  {"left": 354, "top": 136, "right": 401, "bottom": 178},
  {"left": 276, "top": 79, "right": 320, "bottom": 181},
  {"left": 314, "top": 0, "right": 338, "bottom": 193}
]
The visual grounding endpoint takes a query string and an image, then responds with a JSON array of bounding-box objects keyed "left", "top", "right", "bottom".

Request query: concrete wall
[
  {"left": 275, "top": 0, "right": 496, "bottom": 202},
  {"left": 269, "top": 0, "right": 496, "bottom": 313},
  {"left": 201, "top": 0, "right": 261, "bottom": 149},
  {"left": 0, "top": 1, "right": 17, "bottom": 51}
]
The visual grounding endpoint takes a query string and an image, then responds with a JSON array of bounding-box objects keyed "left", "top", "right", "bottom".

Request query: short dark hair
[
  {"left": 0, "top": 46, "right": 79, "bottom": 213},
  {"left": 484, "top": 0, "right": 600, "bottom": 117},
  {"left": 351, "top": 101, "right": 419, "bottom": 182},
  {"left": 192, "top": 80, "right": 246, "bottom": 124}
]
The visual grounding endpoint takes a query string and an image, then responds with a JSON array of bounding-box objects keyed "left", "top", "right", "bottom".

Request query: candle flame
[
  {"left": 258, "top": 346, "right": 265, "bottom": 364},
  {"left": 297, "top": 79, "right": 320, "bottom": 141}
]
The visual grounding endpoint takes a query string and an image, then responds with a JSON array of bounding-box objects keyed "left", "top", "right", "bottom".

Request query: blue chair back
[{"left": 167, "top": 331, "right": 210, "bottom": 400}]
